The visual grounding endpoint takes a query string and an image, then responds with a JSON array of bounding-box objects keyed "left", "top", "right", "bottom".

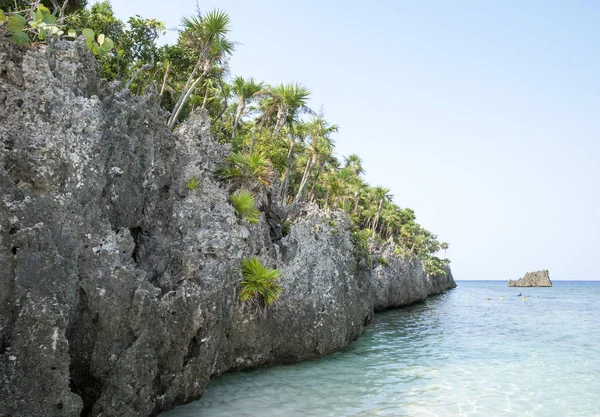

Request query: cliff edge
[{"left": 0, "top": 36, "right": 455, "bottom": 417}]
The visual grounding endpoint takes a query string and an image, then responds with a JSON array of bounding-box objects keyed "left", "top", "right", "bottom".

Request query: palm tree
[
  {"left": 371, "top": 186, "right": 391, "bottom": 238},
  {"left": 231, "top": 76, "right": 265, "bottom": 136},
  {"left": 279, "top": 121, "right": 308, "bottom": 205},
  {"left": 263, "top": 83, "right": 312, "bottom": 136},
  {"left": 167, "top": 9, "right": 234, "bottom": 129},
  {"left": 294, "top": 117, "right": 338, "bottom": 203}
]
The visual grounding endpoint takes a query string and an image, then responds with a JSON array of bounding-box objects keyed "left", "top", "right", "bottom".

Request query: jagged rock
[
  {"left": 0, "top": 34, "right": 456, "bottom": 417},
  {"left": 508, "top": 270, "right": 552, "bottom": 287}
]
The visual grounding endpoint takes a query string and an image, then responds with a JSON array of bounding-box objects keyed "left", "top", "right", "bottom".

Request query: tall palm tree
[
  {"left": 279, "top": 121, "right": 309, "bottom": 205},
  {"left": 167, "top": 9, "right": 234, "bottom": 129},
  {"left": 371, "top": 186, "right": 391, "bottom": 238},
  {"left": 294, "top": 117, "right": 338, "bottom": 203},
  {"left": 263, "top": 83, "right": 312, "bottom": 136},
  {"left": 231, "top": 76, "right": 265, "bottom": 136}
]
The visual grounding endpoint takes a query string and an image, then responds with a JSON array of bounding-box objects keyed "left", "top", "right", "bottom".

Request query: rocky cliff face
[
  {"left": 0, "top": 36, "right": 456, "bottom": 417},
  {"left": 508, "top": 270, "right": 552, "bottom": 287}
]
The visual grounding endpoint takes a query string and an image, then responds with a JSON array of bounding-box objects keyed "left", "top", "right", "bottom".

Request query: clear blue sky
[{"left": 101, "top": 0, "right": 600, "bottom": 280}]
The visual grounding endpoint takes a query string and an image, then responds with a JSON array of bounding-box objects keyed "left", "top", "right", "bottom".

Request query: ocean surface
[{"left": 161, "top": 281, "right": 600, "bottom": 417}]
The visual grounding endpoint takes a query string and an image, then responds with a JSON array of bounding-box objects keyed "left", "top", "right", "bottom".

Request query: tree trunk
[
  {"left": 372, "top": 197, "right": 384, "bottom": 238},
  {"left": 353, "top": 189, "right": 359, "bottom": 213},
  {"left": 249, "top": 126, "right": 257, "bottom": 154},
  {"left": 159, "top": 61, "right": 170, "bottom": 98},
  {"left": 168, "top": 55, "right": 211, "bottom": 129},
  {"left": 279, "top": 137, "right": 296, "bottom": 205},
  {"left": 308, "top": 162, "right": 326, "bottom": 202},
  {"left": 273, "top": 106, "right": 286, "bottom": 137},
  {"left": 232, "top": 98, "right": 245, "bottom": 136},
  {"left": 294, "top": 154, "right": 316, "bottom": 203}
]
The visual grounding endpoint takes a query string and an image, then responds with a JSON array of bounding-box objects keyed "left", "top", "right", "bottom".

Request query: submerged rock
[
  {"left": 0, "top": 34, "right": 456, "bottom": 417},
  {"left": 508, "top": 270, "right": 552, "bottom": 287}
]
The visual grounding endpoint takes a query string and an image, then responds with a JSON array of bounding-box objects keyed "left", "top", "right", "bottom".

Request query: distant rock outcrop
[{"left": 508, "top": 270, "right": 552, "bottom": 287}]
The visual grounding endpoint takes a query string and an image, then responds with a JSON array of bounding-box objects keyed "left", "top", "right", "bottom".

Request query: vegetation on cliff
[{"left": 0, "top": 1, "right": 450, "bottom": 275}]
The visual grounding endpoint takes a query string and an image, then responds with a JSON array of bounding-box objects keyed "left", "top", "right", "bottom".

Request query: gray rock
[
  {"left": 0, "top": 34, "right": 456, "bottom": 417},
  {"left": 508, "top": 270, "right": 552, "bottom": 287}
]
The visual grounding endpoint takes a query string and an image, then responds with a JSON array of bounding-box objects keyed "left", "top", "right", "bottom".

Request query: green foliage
[
  {"left": 351, "top": 228, "right": 372, "bottom": 265},
  {"left": 378, "top": 256, "right": 389, "bottom": 266},
  {"left": 0, "top": 3, "right": 111, "bottom": 52},
  {"left": 239, "top": 258, "right": 283, "bottom": 307},
  {"left": 218, "top": 151, "right": 273, "bottom": 188},
  {"left": 282, "top": 219, "right": 292, "bottom": 237},
  {"left": 82, "top": 27, "right": 113, "bottom": 56},
  {"left": 230, "top": 189, "right": 260, "bottom": 224},
  {"left": 424, "top": 256, "right": 447, "bottom": 277},
  {"left": 186, "top": 176, "right": 199, "bottom": 190}
]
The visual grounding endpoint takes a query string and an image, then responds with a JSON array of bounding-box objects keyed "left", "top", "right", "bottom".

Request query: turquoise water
[{"left": 161, "top": 281, "right": 600, "bottom": 417}]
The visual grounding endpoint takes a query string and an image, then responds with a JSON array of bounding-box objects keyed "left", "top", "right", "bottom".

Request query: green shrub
[
  {"left": 424, "top": 256, "right": 447, "bottom": 277},
  {"left": 218, "top": 151, "right": 273, "bottom": 187},
  {"left": 230, "top": 189, "right": 260, "bottom": 224},
  {"left": 239, "top": 258, "right": 283, "bottom": 307}
]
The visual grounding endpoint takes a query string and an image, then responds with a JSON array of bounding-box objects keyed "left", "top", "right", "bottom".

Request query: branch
[{"left": 123, "top": 54, "right": 155, "bottom": 91}]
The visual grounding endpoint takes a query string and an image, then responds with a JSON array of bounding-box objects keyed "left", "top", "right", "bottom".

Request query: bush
[
  {"left": 218, "top": 151, "right": 273, "bottom": 188},
  {"left": 239, "top": 258, "right": 283, "bottom": 307},
  {"left": 424, "top": 256, "right": 447, "bottom": 276},
  {"left": 230, "top": 189, "right": 260, "bottom": 224}
]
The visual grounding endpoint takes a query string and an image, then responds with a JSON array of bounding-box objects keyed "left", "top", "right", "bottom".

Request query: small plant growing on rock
[
  {"left": 282, "top": 219, "right": 292, "bottom": 237},
  {"left": 230, "top": 189, "right": 260, "bottom": 224},
  {"left": 186, "top": 176, "right": 199, "bottom": 190},
  {"left": 378, "top": 256, "right": 389, "bottom": 266},
  {"left": 239, "top": 257, "right": 283, "bottom": 308}
]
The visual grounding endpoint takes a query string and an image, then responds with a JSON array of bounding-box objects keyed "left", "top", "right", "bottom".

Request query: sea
[{"left": 160, "top": 280, "right": 600, "bottom": 417}]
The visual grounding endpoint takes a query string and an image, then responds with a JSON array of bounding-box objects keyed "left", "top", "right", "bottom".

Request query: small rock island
[{"left": 508, "top": 270, "right": 553, "bottom": 287}]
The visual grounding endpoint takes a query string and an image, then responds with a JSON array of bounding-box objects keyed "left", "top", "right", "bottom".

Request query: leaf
[
  {"left": 38, "top": 27, "right": 46, "bottom": 40},
  {"left": 37, "top": 5, "right": 51, "bottom": 18},
  {"left": 102, "top": 37, "right": 113, "bottom": 50},
  {"left": 42, "top": 14, "right": 56, "bottom": 25},
  {"left": 7, "top": 14, "right": 26, "bottom": 33},
  {"left": 85, "top": 38, "right": 93, "bottom": 50},
  {"left": 68, "top": 29, "right": 76, "bottom": 37},
  {"left": 11, "top": 31, "right": 29, "bottom": 45},
  {"left": 97, "top": 33, "right": 105, "bottom": 45},
  {"left": 92, "top": 43, "right": 99, "bottom": 56},
  {"left": 82, "top": 28, "right": 95, "bottom": 40}
]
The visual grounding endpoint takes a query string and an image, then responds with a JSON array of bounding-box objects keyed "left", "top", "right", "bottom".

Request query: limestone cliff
[
  {"left": 0, "top": 36, "right": 456, "bottom": 417},
  {"left": 508, "top": 270, "right": 552, "bottom": 287}
]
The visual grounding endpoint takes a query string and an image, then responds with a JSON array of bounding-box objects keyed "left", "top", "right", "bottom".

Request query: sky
[{"left": 98, "top": 0, "right": 600, "bottom": 281}]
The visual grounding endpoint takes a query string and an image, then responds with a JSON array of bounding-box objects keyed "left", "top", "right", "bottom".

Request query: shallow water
[{"left": 161, "top": 281, "right": 600, "bottom": 417}]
